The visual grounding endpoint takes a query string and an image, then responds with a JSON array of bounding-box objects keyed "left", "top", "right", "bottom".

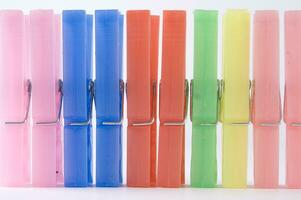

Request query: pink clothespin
[
  {"left": 252, "top": 10, "right": 281, "bottom": 188},
  {"left": 284, "top": 11, "right": 301, "bottom": 189},
  {"left": 0, "top": 10, "right": 30, "bottom": 187},
  {"left": 30, "top": 10, "right": 63, "bottom": 187}
]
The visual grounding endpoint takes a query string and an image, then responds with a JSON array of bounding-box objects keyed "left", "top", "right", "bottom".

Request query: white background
[{"left": 1, "top": 0, "right": 301, "bottom": 199}]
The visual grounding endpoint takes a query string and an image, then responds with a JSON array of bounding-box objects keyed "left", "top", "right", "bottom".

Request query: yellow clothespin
[{"left": 220, "top": 9, "right": 251, "bottom": 188}]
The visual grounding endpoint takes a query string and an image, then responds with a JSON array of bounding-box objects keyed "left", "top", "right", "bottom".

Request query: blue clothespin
[
  {"left": 63, "top": 10, "right": 93, "bottom": 187},
  {"left": 95, "top": 10, "right": 124, "bottom": 187}
]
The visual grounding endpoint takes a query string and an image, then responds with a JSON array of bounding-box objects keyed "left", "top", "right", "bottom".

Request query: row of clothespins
[{"left": 0, "top": 9, "right": 300, "bottom": 189}]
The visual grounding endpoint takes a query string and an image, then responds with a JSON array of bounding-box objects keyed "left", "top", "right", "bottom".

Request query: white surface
[
  {"left": 1, "top": 0, "right": 301, "bottom": 199},
  {"left": 1, "top": 187, "right": 301, "bottom": 200}
]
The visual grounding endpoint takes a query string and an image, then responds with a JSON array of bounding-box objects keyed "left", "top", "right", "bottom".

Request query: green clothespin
[{"left": 190, "top": 10, "right": 219, "bottom": 188}]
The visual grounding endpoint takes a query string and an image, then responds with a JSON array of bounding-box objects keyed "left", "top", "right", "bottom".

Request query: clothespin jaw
[
  {"left": 219, "top": 9, "right": 251, "bottom": 126},
  {"left": 251, "top": 80, "right": 282, "bottom": 126},
  {"left": 251, "top": 11, "right": 281, "bottom": 127},
  {"left": 36, "top": 79, "right": 63, "bottom": 125},
  {"left": 100, "top": 80, "right": 124, "bottom": 126},
  {"left": 4, "top": 80, "right": 31, "bottom": 125},
  {"left": 63, "top": 10, "right": 94, "bottom": 126},
  {"left": 217, "top": 79, "right": 223, "bottom": 122},
  {"left": 159, "top": 10, "right": 187, "bottom": 127},
  {"left": 67, "top": 79, "right": 94, "bottom": 126},
  {"left": 95, "top": 10, "right": 124, "bottom": 127},
  {"left": 5, "top": 79, "right": 62, "bottom": 125},
  {"left": 127, "top": 81, "right": 156, "bottom": 126},
  {"left": 100, "top": 80, "right": 124, "bottom": 125},
  {"left": 218, "top": 79, "right": 253, "bottom": 124},
  {"left": 0, "top": 10, "right": 29, "bottom": 124},
  {"left": 159, "top": 79, "right": 189, "bottom": 126},
  {"left": 190, "top": 79, "right": 220, "bottom": 125},
  {"left": 126, "top": 10, "right": 157, "bottom": 127},
  {"left": 190, "top": 10, "right": 219, "bottom": 126},
  {"left": 284, "top": 11, "right": 301, "bottom": 127}
]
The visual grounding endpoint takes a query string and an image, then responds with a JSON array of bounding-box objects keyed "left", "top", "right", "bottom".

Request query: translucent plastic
[
  {"left": 95, "top": 10, "right": 123, "bottom": 187},
  {"left": 158, "top": 10, "right": 186, "bottom": 188},
  {"left": 30, "top": 10, "right": 63, "bottom": 187},
  {"left": 126, "top": 11, "right": 159, "bottom": 187},
  {"left": 284, "top": 11, "right": 301, "bottom": 188},
  {"left": 253, "top": 11, "right": 280, "bottom": 188},
  {"left": 221, "top": 10, "right": 250, "bottom": 188},
  {"left": 190, "top": 10, "right": 218, "bottom": 188},
  {"left": 0, "top": 10, "right": 30, "bottom": 186},
  {"left": 63, "top": 10, "right": 93, "bottom": 187}
]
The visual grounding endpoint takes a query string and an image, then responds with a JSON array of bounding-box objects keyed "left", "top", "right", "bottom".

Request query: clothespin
[
  {"left": 0, "top": 10, "right": 30, "bottom": 186},
  {"left": 220, "top": 9, "right": 250, "bottom": 188},
  {"left": 190, "top": 10, "right": 219, "bottom": 188},
  {"left": 157, "top": 10, "right": 187, "bottom": 188},
  {"left": 30, "top": 10, "right": 63, "bottom": 186},
  {"left": 252, "top": 10, "right": 280, "bottom": 188},
  {"left": 284, "top": 10, "right": 301, "bottom": 189},
  {"left": 63, "top": 10, "right": 93, "bottom": 187},
  {"left": 126, "top": 10, "right": 159, "bottom": 187}
]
